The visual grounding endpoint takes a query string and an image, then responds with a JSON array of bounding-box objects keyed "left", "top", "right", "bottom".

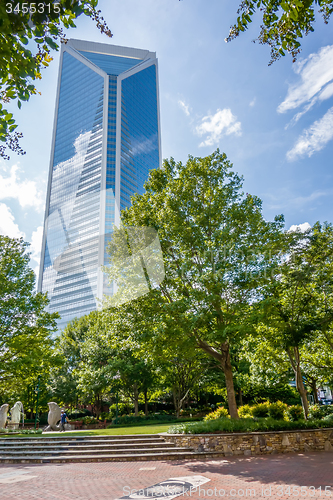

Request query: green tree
[
  {"left": 106, "top": 151, "right": 284, "bottom": 418},
  {"left": 256, "top": 222, "right": 333, "bottom": 417},
  {"left": 0, "top": 0, "right": 112, "bottom": 159},
  {"left": 52, "top": 309, "right": 157, "bottom": 417},
  {"left": 0, "top": 235, "right": 59, "bottom": 388},
  {"left": 102, "top": 293, "right": 223, "bottom": 418},
  {"left": 227, "top": 0, "right": 333, "bottom": 64},
  {"left": 51, "top": 312, "right": 115, "bottom": 415}
]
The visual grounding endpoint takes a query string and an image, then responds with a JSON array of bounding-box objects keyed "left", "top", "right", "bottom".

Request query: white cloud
[
  {"left": 30, "top": 225, "right": 43, "bottom": 265},
  {"left": 289, "top": 222, "right": 311, "bottom": 233},
  {"left": 249, "top": 98, "right": 256, "bottom": 107},
  {"left": 319, "top": 81, "right": 333, "bottom": 101},
  {"left": 178, "top": 99, "right": 190, "bottom": 116},
  {"left": 0, "top": 164, "right": 44, "bottom": 211},
  {"left": 30, "top": 225, "right": 43, "bottom": 281},
  {"left": 287, "top": 106, "right": 333, "bottom": 160},
  {"left": 131, "top": 134, "right": 158, "bottom": 155},
  {"left": 278, "top": 45, "right": 333, "bottom": 114},
  {"left": 196, "top": 108, "right": 241, "bottom": 147},
  {"left": 0, "top": 203, "right": 25, "bottom": 239}
]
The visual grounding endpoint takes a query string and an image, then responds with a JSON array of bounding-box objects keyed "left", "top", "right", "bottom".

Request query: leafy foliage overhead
[
  {"left": 226, "top": 0, "right": 333, "bottom": 64},
  {"left": 0, "top": 0, "right": 112, "bottom": 159}
]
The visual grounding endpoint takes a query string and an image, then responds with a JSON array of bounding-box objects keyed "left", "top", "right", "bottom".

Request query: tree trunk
[
  {"left": 295, "top": 362, "right": 309, "bottom": 418},
  {"left": 239, "top": 388, "right": 243, "bottom": 406},
  {"left": 144, "top": 389, "right": 148, "bottom": 417},
  {"left": 198, "top": 339, "right": 239, "bottom": 419},
  {"left": 297, "top": 371, "right": 308, "bottom": 418},
  {"left": 94, "top": 394, "right": 101, "bottom": 419},
  {"left": 172, "top": 390, "right": 181, "bottom": 418},
  {"left": 287, "top": 347, "right": 309, "bottom": 419},
  {"left": 309, "top": 378, "right": 319, "bottom": 404},
  {"left": 224, "top": 360, "right": 239, "bottom": 419},
  {"left": 133, "top": 383, "right": 139, "bottom": 416}
]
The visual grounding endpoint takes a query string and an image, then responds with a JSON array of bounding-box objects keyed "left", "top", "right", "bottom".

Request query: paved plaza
[{"left": 0, "top": 451, "right": 332, "bottom": 500}]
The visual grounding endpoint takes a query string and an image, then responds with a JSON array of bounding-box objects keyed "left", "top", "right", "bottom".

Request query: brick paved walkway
[{"left": 0, "top": 451, "right": 332, "bottom": 500}]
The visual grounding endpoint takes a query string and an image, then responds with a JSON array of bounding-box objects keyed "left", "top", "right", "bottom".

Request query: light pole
[
  {"left": 112, "top": 372, "right": 121, "bottom": 425},
  {"left": 34, "top": 375, "right": 41, "bottom": 430}
]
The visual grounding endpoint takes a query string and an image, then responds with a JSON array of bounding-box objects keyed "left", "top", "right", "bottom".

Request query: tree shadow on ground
[{"left": 168, "top": 451, "right": 333, "bottom": 488}]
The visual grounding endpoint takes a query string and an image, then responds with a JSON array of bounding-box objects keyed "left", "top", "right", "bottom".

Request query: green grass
[{"left": 0, "top": 423, "right": 174, "bottom": 438}]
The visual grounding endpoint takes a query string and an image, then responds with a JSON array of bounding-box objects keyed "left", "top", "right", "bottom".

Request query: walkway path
[{"left": 0, "top": 451, "right": 332, "bottom": 499}]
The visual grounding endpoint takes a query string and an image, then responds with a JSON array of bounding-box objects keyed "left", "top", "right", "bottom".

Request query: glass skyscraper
[{"left": 38, "top": 39, "right": 161, "bottom": 330}]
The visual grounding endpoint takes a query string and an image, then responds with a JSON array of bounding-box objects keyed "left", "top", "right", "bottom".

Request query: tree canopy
[
  {"left": 252, "top": 222, "right": 333, "bottom": 416},
  {"left": 227, "top": 0, "right": 333, "bottom": 64},
  {"left": 0, "top": 236, "right": 59, "bottom": 391},
  {"left": 0, "top": 0, "right": 112, "bottom": 159},
  {"left": 106, "top": 150, "right": 285, "bottom": 418}
]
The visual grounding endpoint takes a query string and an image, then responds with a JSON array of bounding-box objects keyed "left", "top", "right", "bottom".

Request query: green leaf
[
  {"left": 45, "top": 37, "right": 58, "bottom": 50},
  {"left": 19, "top": 36, "right": 29, "bottom": 45}
]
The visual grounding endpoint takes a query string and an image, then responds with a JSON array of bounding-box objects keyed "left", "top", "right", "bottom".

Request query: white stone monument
[
  {"left": 0, "top": 404, "right": 9, "bottom": 429},
  {"left": 44, "top": 402, "right": 62, "bottom": 432}
]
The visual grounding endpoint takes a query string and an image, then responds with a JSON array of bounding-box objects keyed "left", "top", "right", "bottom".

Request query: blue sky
[{"left": 1, "top": 0, "right": 333, "bottom": 277}]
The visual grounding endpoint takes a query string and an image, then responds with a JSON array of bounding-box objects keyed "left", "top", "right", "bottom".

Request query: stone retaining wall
[{"left": 163, "top": 428, "right": 333, "bottom": 456}]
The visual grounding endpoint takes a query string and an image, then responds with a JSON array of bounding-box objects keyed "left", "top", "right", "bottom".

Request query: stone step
[
  {"left": 0, "top": 437, "right": 166, "bottom": 447},
  {"left": 0, "top": 442, "right": 175, "bottom": 452},
  {"left": 0, "top": 434, "right": 164, "bottom": 442},
  {"left": 0, "top": 450, "right": 224, "bottom": 464},
  {"left": 0, "top": 433, "right": 217, "bottom": 463},
  {"left": 0, "top": 446, "right": 185, "bottom": 457}
]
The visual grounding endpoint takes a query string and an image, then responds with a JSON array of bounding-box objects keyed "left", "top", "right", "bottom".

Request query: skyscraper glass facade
[{"left": 38, "top": 39, "right": 160, "bottom": 331}]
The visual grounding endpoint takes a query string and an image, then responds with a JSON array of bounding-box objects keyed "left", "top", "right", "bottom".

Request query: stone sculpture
[
  {"left": 0, "top": 404, "right": 9, "bottom": 429},
  {"left": 10, "top": 401, "right": 24, "bottom": 424},
  {"left": 44, "top": 402, "right": 61, "bottom": 432}
]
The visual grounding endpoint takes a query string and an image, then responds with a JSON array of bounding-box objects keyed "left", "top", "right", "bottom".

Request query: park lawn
[
  {"left": 0, "top": 423, "right": 176, "bottom": 438},
  {"left": 45, "top": 423, "right": 173, "bottom": 436}
]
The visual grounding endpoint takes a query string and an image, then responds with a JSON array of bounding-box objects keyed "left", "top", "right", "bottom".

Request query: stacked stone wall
[{"left": 163, "top": 428, "right": 333, "bottom": 456}]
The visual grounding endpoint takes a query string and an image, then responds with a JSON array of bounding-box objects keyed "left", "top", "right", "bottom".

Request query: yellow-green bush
[
  {"left": 238, "top": 404, "right": 253, "bottom": 418},
  {"left": 268, "top": 401, "right": 288, "bottom": 420},
  {"left": 252, "top": 402, "right": 270, "bottom": 418},
  {"left": 204, "top": 407, "right": 230, "bottom": 421},
  {"left": 286, "top": 405, "right": 304, "bottom": 421},
  {"left": 239, "top": 401, "right": 288, "bottom": 420}
]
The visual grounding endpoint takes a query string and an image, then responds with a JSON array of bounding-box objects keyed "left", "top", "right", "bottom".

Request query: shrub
[
  {"left": 99, "top": 412, "right": 113, "bottom": 422},
  {"left": 204, "top": 407, "right": 230, "bottom": 421},
  {"left": 243, "top": 383, "right": 300, "bottom": 406},
  {"left": 109, "top": 413, "right": 177, "bottom": 426},
  {"left": 322, "top": 412, "right": 333, "bottom": 422},
  {"left": 286, "top": 405, "right": 304, "bottom": 421},
  {"left": 308, "top": 404, "right": 324, "bottom": 420},
  {"left": 268, "top": 401, "right": 288, "bottom": 420},
  {"left": 2, "top": 428, "right": 42, "bottom": 435},
  {"left": 167, "top": 417, "right": 333, "bottom": 435},
  {"left": 109, "top": 402, "right": 132, "bottom": 417},
  {"left": 322, "top": 405, "right": 333, "bottom": 417},
  {"left": 252, "top": 402, "right": 270, "bottom": 418},
  {"left": 238, "top": 405, "right": 253, "bottom": 418},
  {"left": 81, "top": 416, "right": 99, "bottom": 424},
  {"left": 67, "top": 409, "right": 92, "bottom": 419}
]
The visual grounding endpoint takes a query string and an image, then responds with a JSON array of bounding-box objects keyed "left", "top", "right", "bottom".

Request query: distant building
[{"left": 38, "top": 39, "right": 161, "bottom": 330}]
